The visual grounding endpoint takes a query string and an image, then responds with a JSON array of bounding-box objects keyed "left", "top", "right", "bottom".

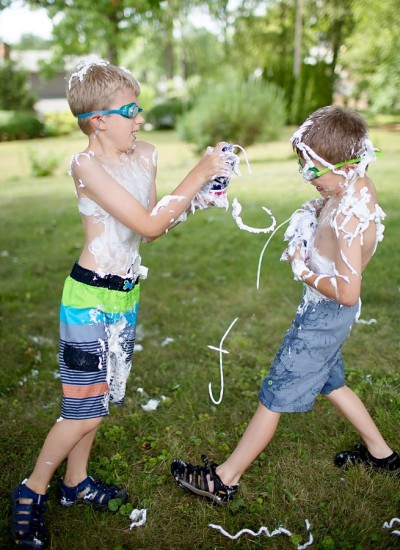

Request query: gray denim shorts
[{"left": 259, "top": 297, "right": 359, "bottom": 413}]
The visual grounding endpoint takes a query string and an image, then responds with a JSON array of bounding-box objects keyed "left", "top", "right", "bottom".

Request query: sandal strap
[
  {"left": 171, "top": 455, "right": 239, "bottom": 503},
  {"left": 11, "top": 481, "right": 48, "bottom": 543},
  {"left": 59, "top": 475, "right": 127, "bottom": 508},
  {"left": 84, "top": 477, "right": 122, "bottom": 505},
  {"left": 192, "top": 464, "right": 210, "bottom": 493},
  {"left": 179, "top": 463, "right": 194, "bottom": 485}
]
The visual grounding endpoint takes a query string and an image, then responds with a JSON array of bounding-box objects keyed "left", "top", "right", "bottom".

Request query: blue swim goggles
[{"left": 77, "top": 102, "right": 143, "bottom": 119}]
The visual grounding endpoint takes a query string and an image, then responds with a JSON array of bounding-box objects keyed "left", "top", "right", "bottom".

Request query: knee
[
  {"left": 323, "top": 385, "right": 348, "bottom": 402},
  {"left": 86, "top": 416, "right": 103, "bottom": 430},
  {"left": 77, "top": 416, "right": 103, "bottom": 435},
  {"left": 322, "top": 390, "right": 334, "bottom": 399}
]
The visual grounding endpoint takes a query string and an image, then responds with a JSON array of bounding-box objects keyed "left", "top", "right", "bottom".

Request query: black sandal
[
  {"left": 171, "top": 454, "right": 238, "bottom": 504},
  {"left": 335, "top": 443, "right": 400, "bottom": 473}
]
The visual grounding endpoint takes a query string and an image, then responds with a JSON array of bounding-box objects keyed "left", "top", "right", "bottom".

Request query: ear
[
  {"left": 88, "top": 114, "right": 106, "bottom": 132},
  {"left": 343, "top": 164, "right": 357, "bottom": 173}
]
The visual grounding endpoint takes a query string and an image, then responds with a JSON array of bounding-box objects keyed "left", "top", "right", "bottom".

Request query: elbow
[
  {"left": 336, "top": 279, "right": 361, "bottom": 308},
  {"left": 141, "top": 235, "right": 155, "bottom": 244},
  {"left": 139, "top": 219, "right": 168, "bottom": 240},
  {"left": 338, "top": 294, "right": 360, "bottom": 308},
  {"left": 140, "top": 227, "right": 164, "bottom": 240}
]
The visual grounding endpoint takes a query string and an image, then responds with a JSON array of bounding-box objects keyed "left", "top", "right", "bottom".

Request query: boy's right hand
[{"left": 195, "top": 142, "right": 233, "bottom": 183}]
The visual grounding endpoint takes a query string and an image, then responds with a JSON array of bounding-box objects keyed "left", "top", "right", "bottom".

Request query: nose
[{"left": 135, "top": 113, "right": 145, "bottom": 125}]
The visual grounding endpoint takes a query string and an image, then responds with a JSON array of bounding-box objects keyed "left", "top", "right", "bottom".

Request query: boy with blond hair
[{"left": 11, "top": 58, "right": 232, "bottom": 547}]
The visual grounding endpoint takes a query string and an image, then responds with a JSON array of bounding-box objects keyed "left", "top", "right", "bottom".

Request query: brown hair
[
  {"left": 66, "top": 61, "right": 140, "bottom": 135},
  {"left": 292, "top": 105, "right": 368, "bottom": 164}
]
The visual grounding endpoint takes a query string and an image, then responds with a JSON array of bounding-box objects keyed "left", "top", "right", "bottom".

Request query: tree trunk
[{"left": 293, "top": 0, "right": 302, "bottom": 77}]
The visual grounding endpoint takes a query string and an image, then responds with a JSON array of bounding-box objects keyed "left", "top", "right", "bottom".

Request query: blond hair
[
  {"left": 66, "top": 59, "right": 140, "bottom": 135},
  {"left": 292, "top": 106, "right": 368, "bottom": 164}
]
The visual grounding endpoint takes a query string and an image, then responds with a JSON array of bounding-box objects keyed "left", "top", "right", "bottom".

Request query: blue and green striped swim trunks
[{"left": 59, "top": 263, "right": 140, "bottom": 420}]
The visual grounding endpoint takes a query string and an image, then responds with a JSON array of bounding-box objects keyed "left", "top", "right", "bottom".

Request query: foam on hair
[
  {"left": 66, "top": 57, "right": 140, "bottom": 135},
  {"left": 290, "top": 105, "right": 378, "bottom": 180}
]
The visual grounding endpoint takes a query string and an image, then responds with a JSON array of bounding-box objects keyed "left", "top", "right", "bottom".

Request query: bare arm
[
  {"left": 72, "top": 143, "right": 229, "bottom": 240},
  {"left": 147, "top": 153, "right": 158, "bottom": 212},
  {"left": 289, "top": 213, "right": 364, "bottom": 307}
]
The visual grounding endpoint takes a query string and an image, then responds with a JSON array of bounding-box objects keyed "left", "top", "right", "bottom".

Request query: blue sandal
[
  {"left": 10, "top": 479, "right": 48, "bottom": 548},
  {"left": 59, "top": 475, "right": 127, "bottom": 510}
]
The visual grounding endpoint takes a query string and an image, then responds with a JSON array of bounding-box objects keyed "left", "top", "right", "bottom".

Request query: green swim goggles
[
  {"left": 77, "top": 102, "right": 143, "bottom": 120},
  {"left": 298, "top": 151, "right": 381, "bottom": 181}
]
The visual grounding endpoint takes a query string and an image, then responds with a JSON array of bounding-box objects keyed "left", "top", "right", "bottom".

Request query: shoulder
[
  {"left": 69, "top": 150, "right": 99, "bottom": 175},
  {"left": 69, "top": 151, "right": 108, "bottom": 190},
  {"left": 134, "top": 140, "right": 157, "bottom": 156},
  {"left": 339, "top": 178, "right": 381, "bottom": 220},
  {"left": 331, "top": 178, "right": 385, "bottom": 245},
  {"left": 134, "top": 140, "right": 158, "bottom": 166},
  {"left": 135, "top": 140, "right": 155, "bottom": 152}
]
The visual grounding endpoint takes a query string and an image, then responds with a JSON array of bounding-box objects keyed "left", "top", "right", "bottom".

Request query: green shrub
[
  {"left": 146, "top": 100, "right": 186, "bottom": 130},
  {"left": 43, "top": 111, "right": 78, "bottom": 137},
  {"left": 27, "top": 148, "right": 61, "bottom": 177},
  {"left": 0, "top": 110, "right": 44, "bottom": 141},
  {"left": 178, "top": 78, "right": 286, "bottom": 150}
]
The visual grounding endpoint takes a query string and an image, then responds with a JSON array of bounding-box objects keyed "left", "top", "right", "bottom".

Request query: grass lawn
[{"left": 0, "top": 128, "right": 399, "bottom": 549}]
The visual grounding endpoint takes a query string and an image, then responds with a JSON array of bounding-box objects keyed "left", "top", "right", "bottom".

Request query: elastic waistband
[{"left": 70, "top": 263, "right": 139, "bottom": 292}]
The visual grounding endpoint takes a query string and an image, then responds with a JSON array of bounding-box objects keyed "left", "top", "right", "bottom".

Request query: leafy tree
[
  {"left": 0, "top": 60, "right": 37, "bottom": 110},
  {"left": 13, "top": 0, "right": 399, "bottom": 121},
  {"left": 24, "top": 0, "right": 207, "bottom": 98},
  {"left": 120, "top": 2, "right": 226, "bottom": 113},
  {"left": 229, "top": 0, "right": 356, "bottom": 122},
  {"left": 14, "top": 33, "right": 52, "bottom": 51},
  {"left": 180, "top": 27, "right": 225, "bottom": 84},
  {"left": 341, "top": 0, "right": 400, "bottom": 112},
  {"left": 26, "top": 0, "right": 163, "bottom": 65},
  {"left": 201, "top": 0, "right": 233, "bottom": 56}
]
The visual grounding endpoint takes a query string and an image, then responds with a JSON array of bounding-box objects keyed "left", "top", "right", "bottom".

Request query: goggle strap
[
  {"left": 77, "top": 111, "right": 96, "bottom": 119},
  {"left": 77, "top": 109, "right": 121, "bottom": 119},
  {"left": 76, "top": 104, "right": 143, "bottom": 119},
  {"left": 306, "top": 150, "right": 382, "bottom": 176},
  {"left": 316, "top": 158, "right": 361, "bottom": 176}
]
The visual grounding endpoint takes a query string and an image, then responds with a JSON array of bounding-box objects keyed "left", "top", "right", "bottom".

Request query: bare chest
[{"left": 313, "top": 202, "right": 337, "bottom": 260}]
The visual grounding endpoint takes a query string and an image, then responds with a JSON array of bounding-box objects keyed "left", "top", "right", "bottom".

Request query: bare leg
[
  {"left": 24, "top": 417, "right": 103, "bottom": 495},
  {"left": 63, "top": 426, "right": 99, "bottom": 487},
  {"left": 216, "top": 402, "right": 281, "bottom": 486},
  {"left": 325, "top": 385, "right": 393, "bottom": 458}
]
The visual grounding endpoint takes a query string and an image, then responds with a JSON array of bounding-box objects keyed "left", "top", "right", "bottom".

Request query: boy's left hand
[{"left": 285, "top": 240, "right": 308, "bottom": 264}]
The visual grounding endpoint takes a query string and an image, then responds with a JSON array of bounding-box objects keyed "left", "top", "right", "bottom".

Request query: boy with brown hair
[
  {"left": 11, "top": 58, "right": 232, "bottom": 548},
  {"left": 171, "top": 105, "right": 399, "bottom": 504}
]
